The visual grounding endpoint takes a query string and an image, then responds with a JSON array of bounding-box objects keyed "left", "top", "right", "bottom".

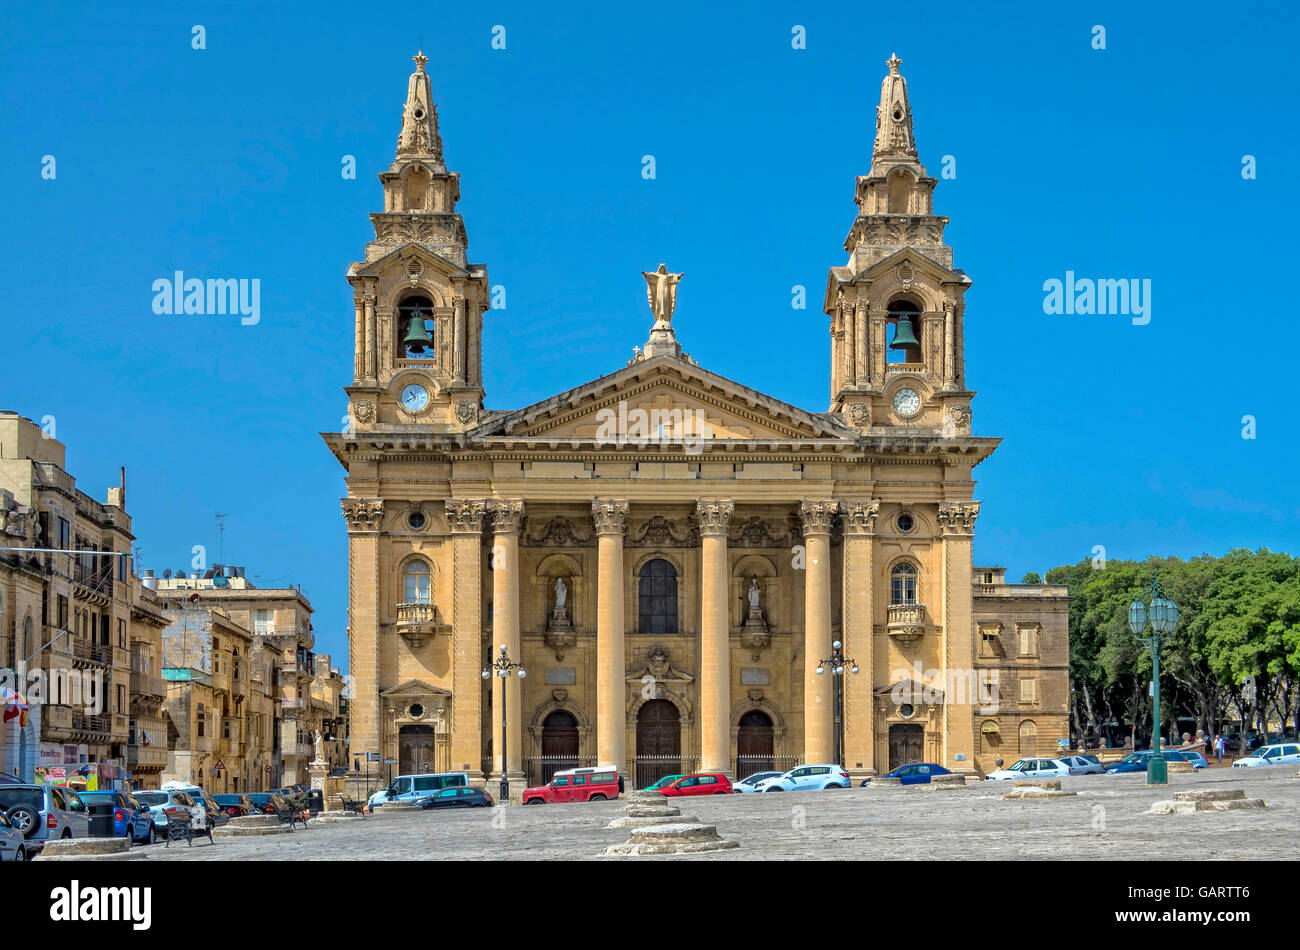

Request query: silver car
[
  {"left": 0, "top": 810, "right": 29, "bottom": 861},
  {"left": 0, "top": 784, "right": 90, "bottom": 845},
  {"left": 1059, "top": 754, "right": 1105, "bottom": 775}
]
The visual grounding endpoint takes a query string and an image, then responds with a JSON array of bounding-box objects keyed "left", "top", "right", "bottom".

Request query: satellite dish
[{"left": 162, "top": 570, "right": 172, "bottom": 579}]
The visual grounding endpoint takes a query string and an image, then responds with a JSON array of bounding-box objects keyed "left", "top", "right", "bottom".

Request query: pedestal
[{"left": 309, "top": 760, "right": 329, "bottom": 810}]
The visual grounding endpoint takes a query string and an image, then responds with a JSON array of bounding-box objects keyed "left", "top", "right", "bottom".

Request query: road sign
[
  {"left": 383, "top": 759, "right": 397, "bottom": 765},
  {"left": 214, "top": 759, "right": 226, "bottom": 770}
]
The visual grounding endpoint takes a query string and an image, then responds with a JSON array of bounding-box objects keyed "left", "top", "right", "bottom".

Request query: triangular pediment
[
  {"left": 348, "top": 243, "right": 470, "bottom": 283},
  {"left": 472, "top": 356, "right": 855, "bottom": 443},
  {"left": 826, "top": 247, "right": 969, "bottom": 307},
  {"left": 381, "top": 679, "right": 452, "bottom": 699}
]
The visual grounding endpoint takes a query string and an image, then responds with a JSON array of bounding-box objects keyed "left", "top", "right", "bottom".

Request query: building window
[
  {"left": 404, "top": 561, "right": 432, "bottom": 604},
  {"left": 117, "top": 619, "right": 125, "bottom": 647},
  {"left": 638, "top": 559, "right": 678, "bottom": 634},
  {"left": 890, "top": 563, "right": 918, "bottom": 605},
  {"left": 1019, "top": 678, "right": 1036, "bottom": 704},
  {"left": 979, "top": 625, "right": 999, "bottom": 657},
  {"left": 1018, "top": 625, "right": 1037, "bottom": 656},
  {"left": 979, "top": 672, "right": 999, "bottom": 707},
  {"left": 57, "top": 596, "right": 68, "bottom": 628},
  {"left": 254, "top": 609, "right": 273, "bottom": 634},
  {"left": 58, "top": 518, "right": 70, "bottom": 549},
  {"left": 1018, "top": 720, "right": 1037, "bottom": 756},
  {"left": 117, "top": 684, "right": 125, "bottom": 712}
]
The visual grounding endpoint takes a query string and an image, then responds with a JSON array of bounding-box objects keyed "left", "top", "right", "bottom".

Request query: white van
[{"left": 368, "top": 772, "right": 469, "bottom": 809}]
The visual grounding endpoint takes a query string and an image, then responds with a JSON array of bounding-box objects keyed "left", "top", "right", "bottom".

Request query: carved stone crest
[
  {"left": 628, "top": 515, "right": 688, "bottom": 547},
  {"left": 527, "top": 516, "right": 590, "bottom": 547},
  {"left": 847, "top": 403, "right": 870, "bottom": 427},
  {"left": 455, "top": 401, "right": 475, "bottom": 424},
  {"left": 729, "top": 516, "right": 789, "bottom": 548},
  {"left": 353, "top": 400, "right": 375, "bottom": 424}
]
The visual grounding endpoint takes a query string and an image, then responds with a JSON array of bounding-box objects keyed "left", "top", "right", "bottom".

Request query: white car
[
  {"left": 1059, "top": 754, "right": 1105, "bottom": 775},
  {"left": 732, "top": 771, "right": 783, "bottom": 794},
  {"left": 1231, "top": 743, "right": 1300, "bottom": 767},
  {"left": 984, "top": 757, "right": 1073, "bottom": 780},
  {"left": 755, "top": 764, "right": 851, "bottom": 791},
  {"left": 0, "top": 811, "right": 28, "bottom": 861}
]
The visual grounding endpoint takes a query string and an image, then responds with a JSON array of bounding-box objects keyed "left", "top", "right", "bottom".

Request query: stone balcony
[
  {"left": 130, "top": 669, "right": 167, "bottom": 700},
  {"left": 394, "top": 602, "right": 450, "bottom": 648},
  {"left": 886, "top": 603, "right": 926, "bottom": 643},
  {"left": 127, "top": 744, "right": 168, "bottom": 770}
]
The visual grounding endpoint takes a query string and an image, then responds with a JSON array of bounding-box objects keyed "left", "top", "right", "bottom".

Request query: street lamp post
[
  {"left": 1128, "top": 573, "right": 1179, "bottom": 786},
  {"left": 816, "top": 640, "right": 859, "bottom": 768},
  {"left": 482, "top": 644, "right": 526, "bottom": 803}
]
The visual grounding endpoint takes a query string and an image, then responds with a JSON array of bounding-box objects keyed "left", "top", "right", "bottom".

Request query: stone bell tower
[
  {"left": 824, "top": 53, "right": 973, "bottom": 436},
  {"left": 344, "top": 51, "right": 491, "bottom": 431}
]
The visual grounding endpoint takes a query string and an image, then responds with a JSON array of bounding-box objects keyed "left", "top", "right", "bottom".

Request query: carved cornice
[
  {"left": 444, "top": 498, "right": 487, "bottom": 534},
  {"left": 488, "top": 498, "right": 526, "bottom": 535},
  {"left": 341, "top": 498, "right": 384, "bottom": 532},
  {"left": 799, "top": 498, "right": 840, "bottom": 535},
  {"left": 591, "top": 497, "right": 629, "bottom": 537},
  {"left": 937, "top": 501, "right": 981, "bottom": 534},
  {"left": 694, "top": 499, "right": 734, "bottom": 537},
  {"left": 842, "top": 499, "right": 882, "bottom": 536}
]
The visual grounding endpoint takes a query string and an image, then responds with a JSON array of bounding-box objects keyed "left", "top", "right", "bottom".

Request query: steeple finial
[
  {"left": 397, "top": 51, "right": 443, "bottom": 162},
  {"left": 873, "top": 52, "right": 917, "bottom": 159}
]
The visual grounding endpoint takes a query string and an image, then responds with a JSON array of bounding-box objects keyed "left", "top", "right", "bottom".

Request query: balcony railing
[
  {"left": 886, "top": 603, "right": 926, "bottom": 642},
  {"left": 130, "top": 670, "right": 167, "bottom": 699},
  {"left": 49, "top": 635, "right": 111, "bottom": 667},
  {"left": 282, "top": 741, "right": 313, "bottom": 758},
  {"left": 127, "top": 745, "right": 168, "bottom": 769},
  {"left": 394, "top": 602, "right": 448, "bottom": 647}
]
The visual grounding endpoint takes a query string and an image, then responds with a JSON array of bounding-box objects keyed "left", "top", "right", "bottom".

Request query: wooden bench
[
  {"left": 276, "top": 805, "right": 309, "bottom": 831},
  {"left": 339, "top": 795, "right": 366, "bottom": 817},
  {"left": 164, "top": 813, "right": 214, "bottom": 848}
]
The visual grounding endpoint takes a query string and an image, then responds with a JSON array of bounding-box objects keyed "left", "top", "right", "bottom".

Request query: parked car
[
  {"left": 1179, "top": 751, "right": 1210, "bottom": 769},
  {"left": 861, "top": 763, "right": 952, "bottom": 786},
  {"left": 191, "top": 790, "right": 230, "bottom": 827},
  {"left": 660, "top": 773, "right": 733, "bottom": 796},
  {"left": 212, "top": 794, "right": 256, "bottom": 818},
  {"left": 985, "top": 757, "right": 1073, "bottom": 780},
  {"left": 244, "top": 792, "right": 294, "bottom": 816},
  {"left": 416, "top": 787, "right": 495, "bottom": 809},
  {"left": 522, "top": 767, "right": 620, "bottom": 804},
  {"left": 1102, "top": 750, "right": 1189, "bottom": 774},
  {"left": 0, "top": 810, "right": 29, "bottom": 861},
  {"left": 732, "top": 771, "right": 783, "bottom": 794},
  {"left": 0, "top": 771, "right": 22, "bottom": 786},
  {"left": 1232, "top": 743, "right": 1300, "bottom": 768},
  {"left": 642, "top": 774, "right": 685, "bottom": 792},
  {"left": 134, "top": 789, "right": 200, "bottom": 836},
  {"left": 367, "top": 772, "right": 469, "bottom": 809},
  {"left": 756, "top": 764, "right": 851, "bottom": 791},
  {"left": 1059, "top": 755, "right": 1105, "bottom": 776},
  {"left": 77, "top": 790, "right": 153, "bottom": 844},
  {"left": 0, "top": 784, "right": 90, "bottom": 844}
]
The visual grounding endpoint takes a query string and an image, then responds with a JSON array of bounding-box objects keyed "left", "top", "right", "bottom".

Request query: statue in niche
[
  {"left": 748, "top": 576, "right": 761, "bottom": 611},
  {"left": 554, "top": 577, "right": 567, "bottom": 610}
]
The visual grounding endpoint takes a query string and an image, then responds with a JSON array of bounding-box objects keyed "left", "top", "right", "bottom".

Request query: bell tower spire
[
  {"left": 873, "top": 53, "right": 917, "bottom": 161},
  {"left": 396, "top": 50, "right": 444, "bottom": 164}
]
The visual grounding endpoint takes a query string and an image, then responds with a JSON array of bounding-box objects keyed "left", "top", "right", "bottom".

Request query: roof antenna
[{"left": 216, "top": 513, "right": 227, "bottom": 565}]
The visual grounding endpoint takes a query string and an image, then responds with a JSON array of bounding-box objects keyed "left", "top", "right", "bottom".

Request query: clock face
[
  {"left": 892, "top": 388, "right": 922, "bottom": 419},
  {"left": 401, "top": 384, "right": 429, "bottom": 412}
]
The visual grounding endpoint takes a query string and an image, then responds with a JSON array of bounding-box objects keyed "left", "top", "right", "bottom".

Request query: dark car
[
  {"left": 860, "top": 763, "right": 952, "bottom": 786},
  {"left": 212, "top": 794, "right": 256, "bottom": 818},
  {"left": 77, "top": 790, "right": 154, "bottom": 844},
  {"left": 245, "top": 792, "right": 294, "bottom": 815},
  {"left": 416, "top": 787, "right": 494, "bottom": 809},
  {"left": 1104, "top": 750, "right": 1190, "bottom": 773},
  {"left": 0, "top": 771, "right": 21, "bottom": 786}
]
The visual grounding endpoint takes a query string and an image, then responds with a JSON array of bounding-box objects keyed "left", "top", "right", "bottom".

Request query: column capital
[
  {"left": 488, "top": 498, "right": 526, "bottom": 535},
  {"left": 937, "top": 500, "right": 981, "bottom": 535},
  {"left": 591, "top": 497, "right": 629, "bottom": 536},
  {"left": 341, "top": 498, "right": 384, "bottom": 533},
  {"left": 799, "top": 498, "right": 840, "bottom": 535},
  {"left": 842, "top": 499, "right": 882, "bottom": 535},
  {"left": 445, "top": 498, "right": 488, "bottom": 534},
  {"left": 694, "top": 499, "right": 734, "bottom": 536}
]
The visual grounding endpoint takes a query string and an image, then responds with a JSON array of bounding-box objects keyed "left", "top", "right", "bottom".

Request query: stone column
[
  {"left": 489, "top": 498, "right": 525, "bottom": 786},
  {"left": 870, "top": 313, "right": 887, "bottom": 387},
  {"left": 446, "top": 499, "right": 487, "bottom": 781},
  {"left": 943, "top": 300, "right": 957, "bottom": 390},
  {"left": 842, "top": 303, "right": 856, "bottom": 389},
  {"left": 855, "top": 301, "right": 869, "bottom": 386},
  {"left": 592, "top": 498, "right": 629, "bottom": 771},
  {"left": 353, "top": 294, "right": 365, "bottom": 381},
  {"left": 696, "top": 499, "right": 734, "bottom": 775},
  {"left": 800, "top": 499, "right": 839, "bottom": 763},
  {"left": 341, "top": 499, "right": 384, "bottom": 783},
  {"left": 363, "top": 293, "right": 377, "bottom": 381},
  {"left": 453, "top": 295, "right": 467, "bottom": 385},
  {"left": 842, "top": 500, "right": 880, "bottom": 782},
  {"left": 938, "top": 501, "right": 980, "bottom": 777}
]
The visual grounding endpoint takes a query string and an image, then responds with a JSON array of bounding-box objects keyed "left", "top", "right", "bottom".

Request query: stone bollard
[
  {"left": 603, "top": 822, "right": 739, "bottom": 856},
  {"left": 1002, "top": 784, "right": 1077, "bottom": 799},
  {"left": 37, "top": 837, "right": 148, "bottom": 861},
  {"left": 607, "top": 802, "right": 694, "bottom": 829},
  {"left": 865, "top": 776, "right": 902, "bottom": 787},
  {"left": 927, "top": 774, "right": 968, "bottom": 789},
  {"left": 1013, "top": 780, "right": 1062, "bottom": 790},
  {"left": 214, "top": 814, "right": 295, "bottom": 837},
  {"left": 1168, "top": 762, "right": 1195, "bottom": 774},
  {"left": 1148, "top": 788, "right": 1265, "bottom": 814}
]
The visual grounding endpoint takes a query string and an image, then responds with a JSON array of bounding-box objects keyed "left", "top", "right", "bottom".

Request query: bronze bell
[
  {"left": 889, "top": 314, "right": 919, "bottom": 350},
  {"left": 402, "top": 312, "right": 432, "bottom": 353}
]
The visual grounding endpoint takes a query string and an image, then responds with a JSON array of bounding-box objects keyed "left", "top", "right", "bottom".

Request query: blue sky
[{"left": 3, "top": 1, "right": 1298, "bottom": 671}]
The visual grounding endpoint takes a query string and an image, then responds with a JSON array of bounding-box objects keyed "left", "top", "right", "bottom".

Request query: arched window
[
  {"left": 397, "top": 295, "right": 435, "bottom": 357},
  {"left": 403, "top": 560, "right": 431, "bottom": 604},
  {"left": 890, "top": 562, "right": 918, "bottom": 605},
  {"left": 1018, "top": 720, "right": 1038, "bottom": 757},
  {"left": 638, "top": 559, "right": 678, "bottom": 634}
]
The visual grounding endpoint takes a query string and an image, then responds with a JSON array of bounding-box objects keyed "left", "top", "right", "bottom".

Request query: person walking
[{"left": 1213, "top": 734, "right": 1224, "bottom": 764}]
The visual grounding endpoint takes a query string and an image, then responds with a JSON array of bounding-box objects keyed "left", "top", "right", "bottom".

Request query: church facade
[{"left": 323, "top": 52, "right": 1069, "bottom": 792}]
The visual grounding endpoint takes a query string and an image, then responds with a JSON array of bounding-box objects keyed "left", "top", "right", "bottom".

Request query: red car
[
  {"left": 522, "top": 767, "right": 620, "bottom": 804},
  {"left": 660, "top": 773, "right": 733, "bottom": 796}
]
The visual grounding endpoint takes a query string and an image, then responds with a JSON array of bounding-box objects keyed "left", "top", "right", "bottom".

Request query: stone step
[
  {"left": 1002, "top": 787, "right": 1077, "bottom": 799},
  {"left": 1013, "top": 780, "right": 1062, "bottom": 790},
  {"left": 214, "top": 823, "right": 293, "bottom": 837},
  {"left": 603, "top": 821, "right": 739, "bottom": 856},
  {"left": 1172, "top": 788, "right": 1245, "bottom": 803},
  {"left": 607, "top": 814, "right": 700, "bottom": 829},
  {"left": 37, "top": 838, "right": 148, "bottom": 860}
]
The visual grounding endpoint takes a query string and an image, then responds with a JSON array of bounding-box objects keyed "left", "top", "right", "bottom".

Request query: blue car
[
  {"left": 1103, "top": 750, "right": 1189, "bottom": 774},
  {"left": 77, "top": 790, "right": 154, "bottom": 844},
  {"left": 860, "top": 763, "right": 952, "bottom": 786}
]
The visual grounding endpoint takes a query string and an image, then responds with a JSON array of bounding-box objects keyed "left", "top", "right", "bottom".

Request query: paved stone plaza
[{"left": 119, "top": 768, "right": 1298, "bottom": 861}]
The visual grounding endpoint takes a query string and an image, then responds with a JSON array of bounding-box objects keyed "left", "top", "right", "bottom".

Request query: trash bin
[
  {"left": 87, "top": 801, "right": 116, "bottom": 838},
  {"left": 307, "top": 788, "right": 324, "bottom": 815}
]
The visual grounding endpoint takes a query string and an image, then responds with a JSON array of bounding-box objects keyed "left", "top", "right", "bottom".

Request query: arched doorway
[
  {"left": 635, "top": 699, "right": 680, "bottom": 788},
  {"left": 888, "top": 723, "right": 924, "bottom": 772},
  {"left": 398, "top": 724, "right": 437, "bottom": 775},
  {"left": 540, "top": 710, "right": 579, "bottom": 785},
  {"left": 736, "top": 710, "right": 774, "bottom": 777}
]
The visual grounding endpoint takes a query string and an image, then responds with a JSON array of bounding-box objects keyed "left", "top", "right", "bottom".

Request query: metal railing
[
  {"left": 523, "top": 755, "right": 598, "bottom": 788},
  {"left": 627, "top": 754, "right": 699, "bottom": 790},
  {"left": 735, "top": 754, "right": 800, "bottom": 780}
]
